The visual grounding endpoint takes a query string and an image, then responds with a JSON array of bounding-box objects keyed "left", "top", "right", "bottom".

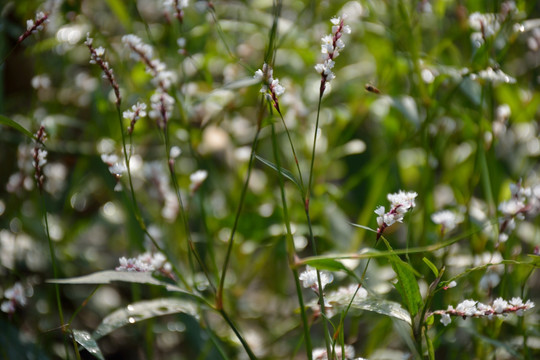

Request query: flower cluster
[
  {"left": 497, "top": 181, "right": 540, "bottom": 243},
  {"left": 434, "top": 297, "right": 535, "bottom": 326},
  {"left": 468, "top": 3, "right": 516, "bottom": 47},
  {"left": 375, "top": 190, "right": 418, "bottom": 239},
  {"left": 1, "top": 283, "right": 28, "bottom": 315},
  {"left": 469, "top": 67, "right": 516, "bottom": 84},
  {"left": 144, "top": 162, "right": 179, "bottom": 221},
  {"left": 122, "top": 34, "right": 176, "bottom": 128},
  {"left": 124, "top": 102, "right": 147, "bottom": 135},
  {"left": 299, "top": 266, "right": 333, "bottom": 293},
  {"left": 148, "top": 89, "right": 175, "bottom": 129},
  {"left": 116, "top": 252, "right": 172, "bottom": 276},
  {"left": 431, "top": 209, "right": 464, "bottom": 235},
  {"left": 314, "top": 16, "right": 351, "bottom": 95},
  {"left": 18, "top": 12, "right": 49, "bottom": 44},
  {"left": 33, "top": 125, "right": 48, "bottom": 192},
  {"left": 101, "top": 153, "right": 126, "bottom": 192},
  {"left": 162, "top": 0, "right": 189, "bottom": 23},
  {"left": 85, "top": 34, "right": 121, "bottom": 105},
  {"left": 253, "top": 63, "right": 285, "bottom": 112}
]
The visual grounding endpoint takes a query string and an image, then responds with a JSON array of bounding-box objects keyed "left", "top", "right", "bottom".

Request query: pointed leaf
[
  {"left": 390, "top": 256, "right": 423, "bottom": 318},
  {"left": 0, "top": 115, "right": 35, "bottom": 139},
  {"left": 302, "top": 257, "right": 359, "bottom": 281},
  {"left": 381, "top": 238, "right": 422, "bottom": 318},
  {"left": 255, "top": 154, "right": 302, "bottom": 191},
  {"left": 72, "top": 330, "right": 105, "bottom": 360},
  {"left": 93, "top": 298, "right": 198, "bottom": 340},
  {"left": 311, "top": 290, "right": 411, "bottom": 325},
  {"left": 48, "top": 270, "right": 193, "bottom": 297},
  {"left": 422, "top": 257, "right": 439, "bottom": 277}
]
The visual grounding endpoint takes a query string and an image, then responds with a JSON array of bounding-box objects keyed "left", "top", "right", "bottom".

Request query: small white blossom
[
  {"left": 1, "top": 283, "right": 28, "bottom": 314},
  {"left": 315, "top": 15, "right": 350, "bottom": 94},
  {"left": 299, "top": 266, "right": 333, "bottom": 292},
  {"left": 433, "top": 296, "right": 535, "bottom": 324},
  {"left": 440, "top": 313, "right": 451, "bottom": 326},
  {"left": 189, "top": 170, "right": 208, "bottom": 192},
  {"left": 116, "top": 252, "right": 172, "bottom": 275},
  {"left": 170, "top": 146, "right": 182, "bottom": 159},
  {"left": 470, "top": 67, "right": 516, "bottom": 84},
  {"left": 254, "top": 63, "right": 285, "bottom": 109},
  {"left": 375, "top": 190, "right": 417, "bottom": 237},
  {"left": 492, "top": 297, "right": 508, "bottom": 313},
  {"left": 431, "top": 210, "right": 464, "bottom": 232}
]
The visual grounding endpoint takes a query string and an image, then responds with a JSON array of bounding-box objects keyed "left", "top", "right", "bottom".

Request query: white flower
[
  {"left": 170, "top": 146, "right": 182, "bottom": 159},
  {"left": 387, "top": 190, "right": 418, "bottom": 209},
  {"left": 492, "top": 297, "right": 508, "bottom": 313},
  {"left": 189, "top": 169, "right": 208, "bottom": 192},
  {"left": 440, "top": 313, "right": 451, "bottom": 326},
  {"left": 116, "top": 252, "right": 172, "bottom": 274},
  {"left": 456, "top": 299, "right": 478, "bottom": 316},
  {"left": 299, "top": 266, "right": 333, "bottom": 292},
  {"left": 431, "top": 210, "right": 464, "bottom": 232},
  {"left": 122, "top": 34, "right": 154, "bottom": 61}
]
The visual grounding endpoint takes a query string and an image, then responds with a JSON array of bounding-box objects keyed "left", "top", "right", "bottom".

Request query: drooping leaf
[
  {"left": 390, "top": 256, "right": 423, "bottom": 318},
  {"left": 0, "top": 114, "right": 36, "bottom": 139},
  {"left": 310, "top": 290, "right": 411, "bottom": 325},
  {"left": 380, "top": 238, "right": 422, "bottom": 318},
  {"left": 48, "top": 271, "right": 193, "bottom": 298},
  {"left": 302, "top": 257, "right": 359, "bottom": 281},
  {"left": 93, "top": 298, "right": 199, "bottom": 340},
  {"left": 72, "top": 330, "right": 105, "bottom": 360},
  {"left": 255, "top": 154, "right": 302, "bottom": 191}
]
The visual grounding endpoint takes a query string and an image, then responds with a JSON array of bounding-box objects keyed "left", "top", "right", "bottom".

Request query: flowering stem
[
  {"left": 270, "top": 122, "right": 313, "bottom": 359},
  {"left": 41, "top": 195, "right": 71, "bottom": 359},
  {"left": 163, "top": 126, "right": 217, "bottom": 295},
  {"left": 216, "top": 104, "right": 263, "bottom": 310},
  {"left": 114, "top": 107, "right": 190, "bottom": 290},
  {"left": 305, "top": 87, "right": 333, "bottom": 356}
]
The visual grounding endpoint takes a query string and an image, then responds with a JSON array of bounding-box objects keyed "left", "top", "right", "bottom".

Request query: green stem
[
  {"left": 270, "top": 123, "right": 313, "bottom": 359},
  {"left": 216, "top": 105, "right": 263, "bottom": 310},
  {"left": 305, "top": 93, "right": 332, "bottom": 357},
  {"left": 218, "top": 309, "right": 258, "bottom": 360},
  {"left": 163, "top": 125, "right": 217, "bottom": 295},
  {"left": 41, "top": 195, "right": 70, "bottom": 359},
  {"left": 115, "top": 107, "right": 190, "bottom": 290}
]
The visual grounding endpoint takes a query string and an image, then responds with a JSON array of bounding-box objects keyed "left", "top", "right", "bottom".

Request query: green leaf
[
  {"left": 48, "top": 271, "right": 195, "bottom": 298},
  {"left": 311, "top": 290, "right": 411, "bottom": 325},
  {"left": 302, "top": 258, "right": 359, "bottom": 281},
  {"left": 255, "top": 154, "right": 302, "bottom": 191},
  {"left": 0, "top": 114, "right": 35, "bottom": 139},
  {"left": 93, "top": 298, "right": 199, "bottom": 340},
  {"left": 103, "top": 0, "right": 131, "bottom": 31},
  {"left": 381, "top": 238, "right": 423, "bottom": 318},
  {"left": 422, "top": 257, "right": 439, "bottom": 277},
  {"left": 73, "top": 330, "right": 105, "bottom": 360}
]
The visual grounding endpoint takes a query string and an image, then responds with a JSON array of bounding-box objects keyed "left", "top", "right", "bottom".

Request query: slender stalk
[
  {"left": 218, "top": 309, "right": 258, "bottom": 360},
  {"left": 270, "top": 123, "right": 313, "bottom": 359},
  {"left": 41, "top": 195, "right": 70, "bottom": 359},
  {"left": 305, "top": 95, "right": 332, "bottom": 357},
  {"left": 216, "top": 116, "right": 262, "bottom": 309},
  {"left": 115, "top": 107, "right": 190, "bottom": 290},
  {"left": 163, "top": 125, "right": 217, "bottom": 295}
]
